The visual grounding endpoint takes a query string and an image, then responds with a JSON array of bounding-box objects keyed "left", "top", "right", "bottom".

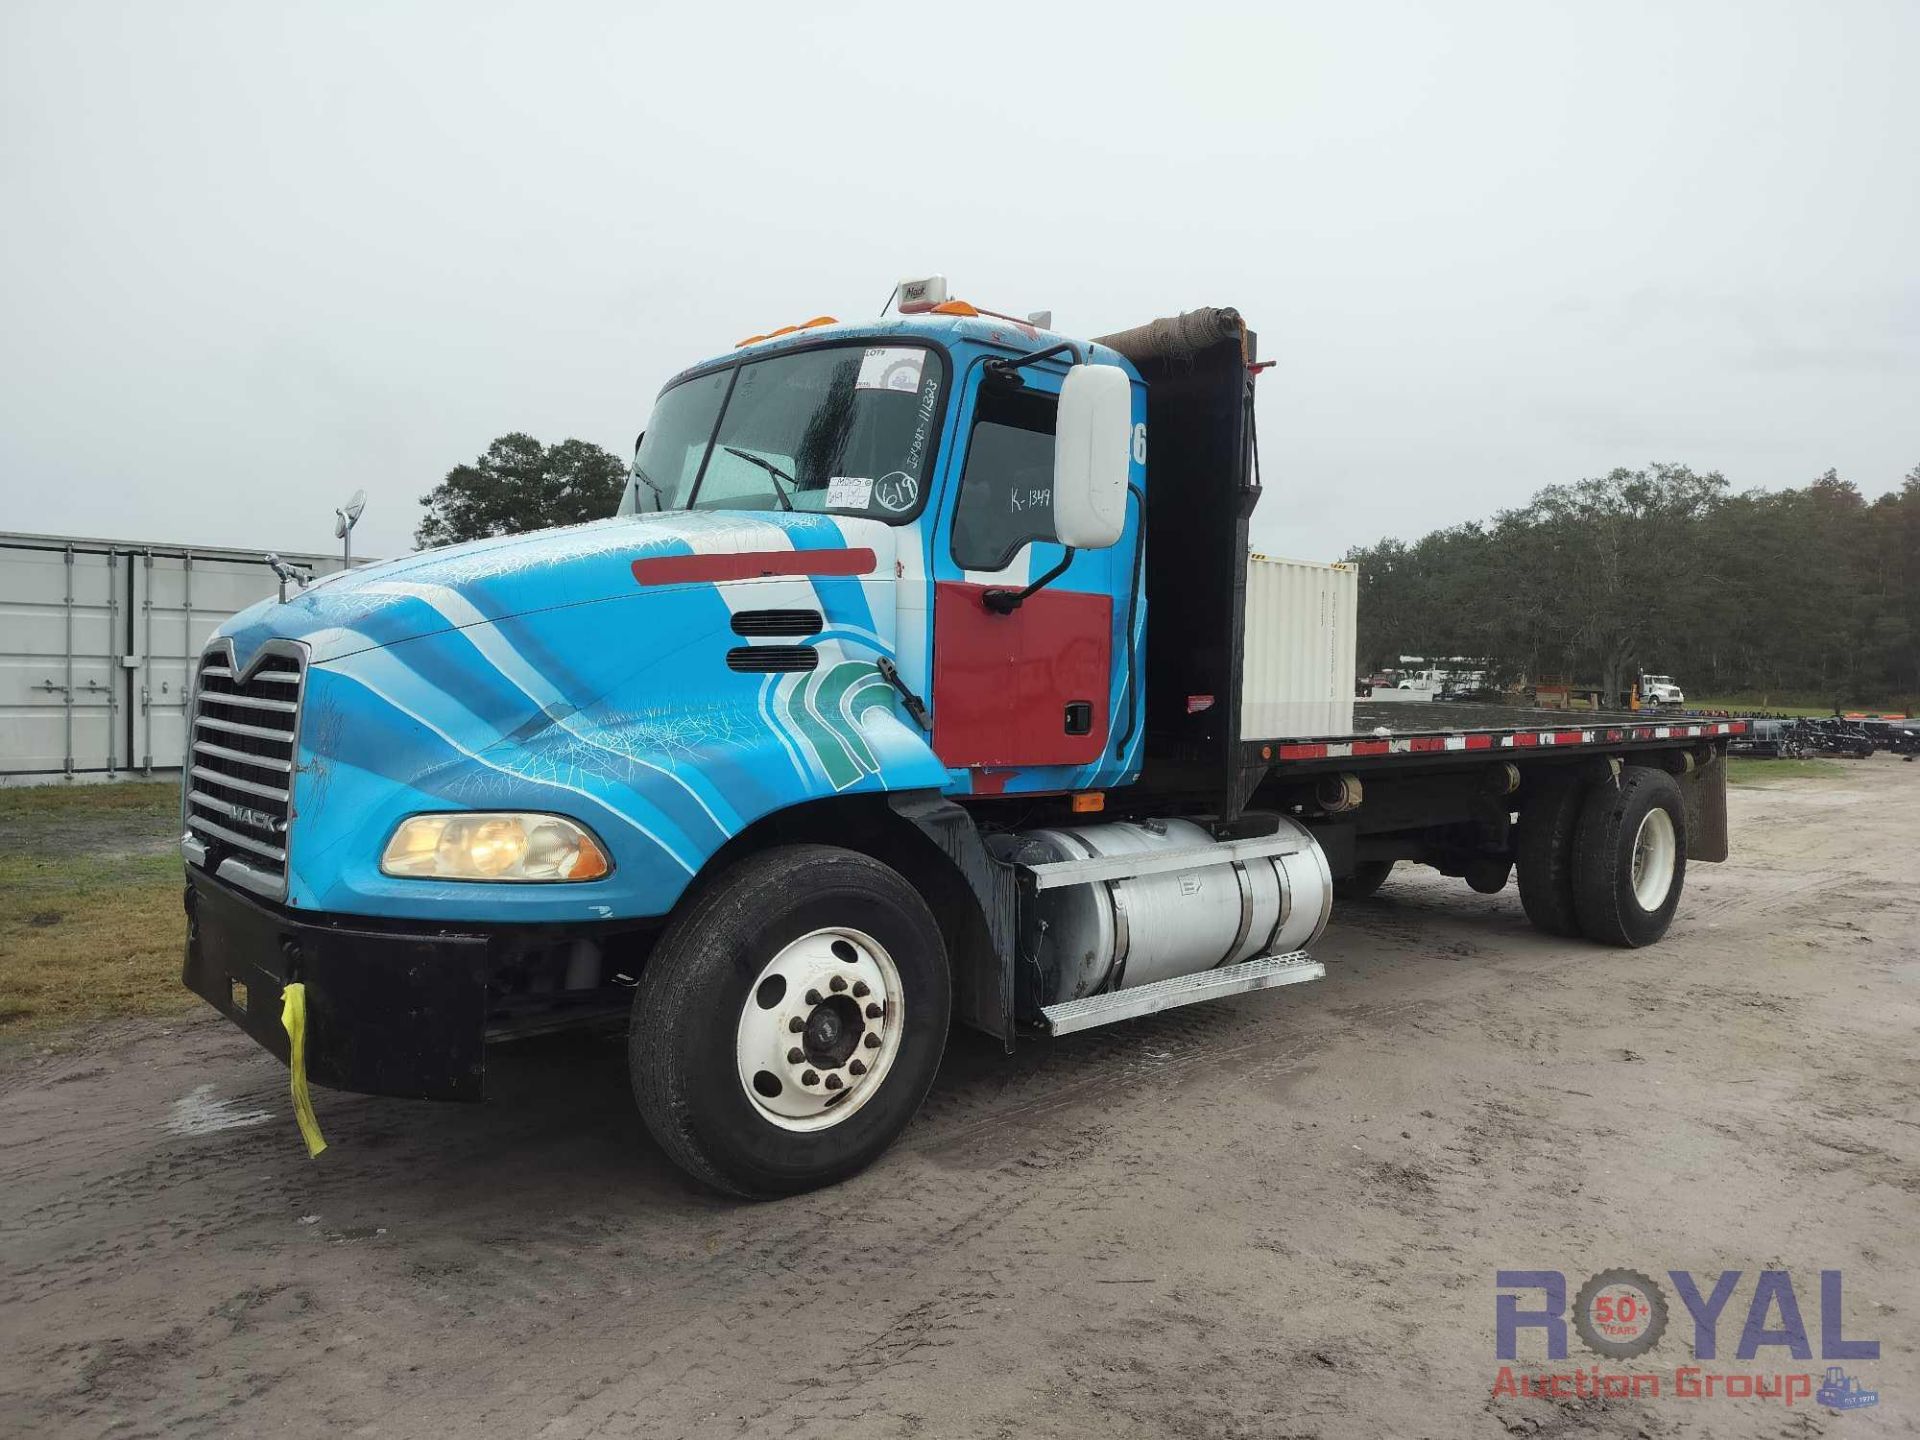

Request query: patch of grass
[
  {"left": 1726, "top": 757, "right": 1849, "bottom": 786},
  {"left": 0, "top": 784, "right": 190, "bottom": 1034},
  {"left": 0, "top": 781, "right": 179, "bottom": 819}
]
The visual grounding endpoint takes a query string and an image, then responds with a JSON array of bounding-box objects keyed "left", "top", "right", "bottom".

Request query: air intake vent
[
  {"left": 726, "top": 645, "right": 819, "bottom": 673},
  {"left": 730, "top": 608, "right": 823, "bottom": 637},
  {"left": 186, "top": 646, "right": 303, "bottom": 893}
]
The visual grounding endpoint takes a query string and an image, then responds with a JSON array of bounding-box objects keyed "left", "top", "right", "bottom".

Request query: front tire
[
  {"left": 630, "top": 845, "right": 951, "bottom": 1197},
  {"left": 1571, "top": 767, "right": 1687, "bottom": 947}
]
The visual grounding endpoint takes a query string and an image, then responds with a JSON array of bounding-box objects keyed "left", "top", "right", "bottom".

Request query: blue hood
[{"left": 215, "top": 511, "right": 890, "bottom": 667}]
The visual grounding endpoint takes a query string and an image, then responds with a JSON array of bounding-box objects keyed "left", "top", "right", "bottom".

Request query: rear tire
[
  {"left": 1334, "top": 860, "right": 1394, "bottom": 900},
  {"left": 1571, "top": 767, "right": 1687, "bottom": 948},
  {"left": 1517, "top": 775, "right": 1585, "bottom": 937},
  {"left": 630, "top": 845, "right": 950, "bottom": 1198}
]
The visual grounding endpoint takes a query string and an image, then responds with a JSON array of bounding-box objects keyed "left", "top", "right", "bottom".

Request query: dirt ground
[{"left": 2, "top": 758, "right": 1915, "bottom": 1439}]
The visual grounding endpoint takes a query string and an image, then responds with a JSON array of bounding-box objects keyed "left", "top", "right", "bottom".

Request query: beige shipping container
[{"left": 1240, "top": 554, "right": 1358, "bottom": 740}]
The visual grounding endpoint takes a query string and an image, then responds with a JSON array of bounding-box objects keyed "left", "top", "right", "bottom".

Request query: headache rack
[{"left": 184, "top": 641, "right": 305, "bottom": 897}]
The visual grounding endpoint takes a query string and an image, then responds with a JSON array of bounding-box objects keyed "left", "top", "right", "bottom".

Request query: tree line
[
  {"left": 415, "top": 437, "right": 1919, "bottom": 709},
  {"left": 1344, "top": 463, "right": 1920, "bottom": 709}
]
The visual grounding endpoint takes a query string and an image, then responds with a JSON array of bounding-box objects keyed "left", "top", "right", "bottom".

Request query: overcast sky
[{"left": 3, "top": 1, "right": 1915, "bottom": 565}]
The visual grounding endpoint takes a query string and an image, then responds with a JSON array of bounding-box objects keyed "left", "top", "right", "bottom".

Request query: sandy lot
[{"left": 2, "top": 759, "right": 1915, "bottom": 1439}]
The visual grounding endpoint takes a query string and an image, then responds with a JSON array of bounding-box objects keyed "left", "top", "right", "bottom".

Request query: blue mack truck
[{"left": 182, "top": 286, "right": 1745, "bottom": 1195}]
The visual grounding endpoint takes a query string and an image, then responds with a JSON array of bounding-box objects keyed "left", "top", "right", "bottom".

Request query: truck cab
[
  {"left": 182, "top": 287, "right": 1737, "bottom": 1196},
  {"left": 1639, "top": 674, "right": 1686, "bottom": 707}
]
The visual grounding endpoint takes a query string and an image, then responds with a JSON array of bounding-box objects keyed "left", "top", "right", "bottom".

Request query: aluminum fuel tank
[{"left": 1010, "top": 817, "right": 1332, "bottom": 1006}]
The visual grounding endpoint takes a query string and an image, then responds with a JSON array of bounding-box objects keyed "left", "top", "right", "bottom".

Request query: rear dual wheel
[
  {"left": 1572, "top": 766, "right": 1686, "bottom": 947},
  {"left": 1518, "top": 766, "right": 1686, "bottom": 947},
  {"left": 630, "top": 845, "right": 950, "bottom": 1198},
  {"left": 1334, "top": 860, "right": 1395, "bottom": 900}
]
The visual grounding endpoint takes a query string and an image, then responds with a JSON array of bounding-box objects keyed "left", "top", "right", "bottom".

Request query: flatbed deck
[{"left": 1257, "top": 704, "right": 1746, "bottom": 771}]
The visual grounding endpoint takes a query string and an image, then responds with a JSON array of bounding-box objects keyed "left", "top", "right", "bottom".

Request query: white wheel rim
[
  {"left": 1630, "top": 808, "right": 1677, "bottom": 910},
  {"left": 735, "top": 926, "right": 904, "bottom": 1133}
]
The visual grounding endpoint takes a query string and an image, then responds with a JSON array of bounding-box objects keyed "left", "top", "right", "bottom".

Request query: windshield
[{"left": 620, "top": 342, "right": 946, "bottom": 522}]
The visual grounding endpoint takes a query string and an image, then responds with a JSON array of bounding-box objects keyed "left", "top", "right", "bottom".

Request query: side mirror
[{"left": 1052, "top": 364, "right": 1132, "bottom": 549}]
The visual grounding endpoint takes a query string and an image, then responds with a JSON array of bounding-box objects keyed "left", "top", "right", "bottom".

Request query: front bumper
[{"left": 183, "top": 869, "right": 491, "bottom": 1101}]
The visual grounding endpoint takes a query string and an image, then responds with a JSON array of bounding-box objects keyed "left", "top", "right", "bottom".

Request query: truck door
[{"left": 929, "top": 370, "right": 1114, "bottom": 776}]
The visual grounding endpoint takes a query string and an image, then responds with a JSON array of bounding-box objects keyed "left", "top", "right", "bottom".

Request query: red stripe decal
[
  {"left": 1633, "top": 727, "right": 1654, "bottom": 740},
  {"left": 1729, "top": 721, "right": 1746, "bottom": 734},
  {"left": 1514, "top": 732, "right": 1541, "bottom": 747},
  {"left": 1278, "top": 743, "right": 1327, "bottom": 760},
  {"left": 1554, "top": 731, "right": 1584, "bottom": 745},
  {"left": 1604, "top": 729, "right": 1624, "bottom": 742},
  {"left": 1410, "top": 735, "right": 1448, "bottom": 751},
  {"left": 1464, "top": 734, "right": 1494, "bottom": 750},
  {"left": 1351, "top": 739, "right": 1390, "bottom": 755},
  {"left": 631, "top": 548, "right": 877, "bottom": 586}
]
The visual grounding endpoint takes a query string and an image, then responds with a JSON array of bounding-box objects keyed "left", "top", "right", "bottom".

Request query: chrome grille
[{"left": 187, "top": 646, "right": 303, "bottom": 887}]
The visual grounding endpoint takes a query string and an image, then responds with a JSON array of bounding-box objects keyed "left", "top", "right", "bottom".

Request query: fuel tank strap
[{"left": 1020, "top": 831, "right": 1309, "bottom": 891}]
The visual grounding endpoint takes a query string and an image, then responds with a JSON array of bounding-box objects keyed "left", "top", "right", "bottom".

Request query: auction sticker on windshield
[
  {"left": 857, "top": 347, "right": 925, "bottom": 393},
  {"left": 826, "top": 476, "right": 873, "bottom": 509}
]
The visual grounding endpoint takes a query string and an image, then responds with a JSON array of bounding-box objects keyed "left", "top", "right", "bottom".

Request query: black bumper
[{"left": 183, "top": 869, "right": 491, "bottom": 1101}]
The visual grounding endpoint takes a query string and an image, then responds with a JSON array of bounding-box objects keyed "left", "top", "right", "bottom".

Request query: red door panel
[{"left": 931, "top": 581, "right": 1111, "bottom": 768}]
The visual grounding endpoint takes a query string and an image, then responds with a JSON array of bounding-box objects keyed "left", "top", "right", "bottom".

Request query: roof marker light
[{"left": 736, "top": 315, "right": 840, "bottom": 349}]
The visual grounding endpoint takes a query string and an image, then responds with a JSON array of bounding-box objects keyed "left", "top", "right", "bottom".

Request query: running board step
[{"left": 1039, "top": 951, "right": 1325, "bottom": 1037}]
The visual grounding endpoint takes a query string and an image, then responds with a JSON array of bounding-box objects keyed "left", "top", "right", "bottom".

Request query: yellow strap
[{"left": 279, "top": 982, "right": 328, "bottom": 1158}]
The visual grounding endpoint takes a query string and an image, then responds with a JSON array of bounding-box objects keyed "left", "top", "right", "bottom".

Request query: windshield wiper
[
  {"left": 721, "top": 446, "right": 796, "bottom": 511},
  {"left": 630, "top": 462, "right": 664, "bottom": 509}
]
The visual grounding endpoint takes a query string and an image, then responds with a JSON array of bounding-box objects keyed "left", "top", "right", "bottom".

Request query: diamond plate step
[{"left": 1039, "top": 951, "right": 1325, "bottom": 1037}]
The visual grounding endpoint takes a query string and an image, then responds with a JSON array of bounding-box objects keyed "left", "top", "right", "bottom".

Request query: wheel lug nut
[
  {"left": 788, "top": 1047, "right": 805, "bottom": 1064},
  {"left": 788, "top": 1017, "right": 806, "bottom": 1033},
  {"left": 863, "top": 1033, "right": 880, "bottom": 1049},
  {"left": 801, "top": 1069, "right": 819, "bottom": 1086},
  {"left": 852, "top": 981, "right": 870, "bottom": 998},
  {"left": 805, "top": 989, "right": 823, "bottom": 1006},
  {"left": 865, "top": 1002, "right": 883, "bottom": 1019},
  {"left": 848, "top": 1059, "right": 867, "bottom": 1076},
  {"left": 824, "top": 1074, "right": 844, "bottom": 1091},
  {"left": 829, "top": 976, "right": 847, "bottom": 993}
]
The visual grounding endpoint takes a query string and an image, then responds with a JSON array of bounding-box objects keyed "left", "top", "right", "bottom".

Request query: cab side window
[{"left": 951, "top": 383, "right": 1058, "bottom": 572}]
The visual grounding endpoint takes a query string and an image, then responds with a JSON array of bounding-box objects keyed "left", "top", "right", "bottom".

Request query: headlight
[{"left": 380, "top": 813, "right": 611, "bottom": 882}]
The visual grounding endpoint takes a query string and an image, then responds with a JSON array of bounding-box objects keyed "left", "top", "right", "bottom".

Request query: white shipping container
[
  {"left": 0, "top": 532, "right": 361, "bottom": 785},
  {"left": 1240, "top": 553, "right": 1358, "bottom": 739}
]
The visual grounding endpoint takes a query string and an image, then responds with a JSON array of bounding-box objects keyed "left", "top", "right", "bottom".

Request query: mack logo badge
[{"left": 231, "top": 805, "right": 284, "bottom": 834}]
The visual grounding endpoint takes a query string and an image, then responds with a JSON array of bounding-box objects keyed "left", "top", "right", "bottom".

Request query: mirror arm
[
  {"left": 984, "top": 340, "right": 1084, "bottom": 386},
  {"left": 983, "top": 549, "right": 1075, "bottom": 615}
]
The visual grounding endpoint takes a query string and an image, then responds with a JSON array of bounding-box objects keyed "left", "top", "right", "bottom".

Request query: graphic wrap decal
[{"left": 775, "top": 658, "right": 896, "bottom": 791}]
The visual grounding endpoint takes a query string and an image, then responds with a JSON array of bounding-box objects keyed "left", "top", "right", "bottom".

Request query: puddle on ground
[{"left": 166, "top": 1083, "right": 271, "bottom": 1136}]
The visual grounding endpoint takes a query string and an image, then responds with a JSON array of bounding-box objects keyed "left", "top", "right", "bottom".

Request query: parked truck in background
[
  {"left": 1639, "top": 673, "right": 1686, "bottom": 708},
  {"left": 180, "top": 286, "right": 1744, "bottom": 1196}
]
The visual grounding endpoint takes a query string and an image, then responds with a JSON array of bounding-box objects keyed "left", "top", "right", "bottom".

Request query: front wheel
[
  {"left": 630, "top": 845, "right": 951, "bottom": 1197},
  {"left": 1571, "top": 767, "right": 1687, "bottom": 947}
]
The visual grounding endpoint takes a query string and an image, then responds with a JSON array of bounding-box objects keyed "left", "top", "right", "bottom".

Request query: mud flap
[{"left": 1680, "top": 753, "right": 1729, "bottom": 863}]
